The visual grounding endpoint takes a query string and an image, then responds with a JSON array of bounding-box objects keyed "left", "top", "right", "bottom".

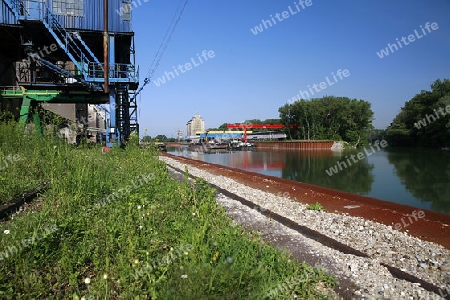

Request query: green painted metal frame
[
  {"left": 19, "top": 97, "right": 31, "bottom": 124},
  {"left": 1, "top": 87, "right": 105, "bottom": 125},
  {"left": 1, "top": 87, "right": 105, "bottom": 102}
]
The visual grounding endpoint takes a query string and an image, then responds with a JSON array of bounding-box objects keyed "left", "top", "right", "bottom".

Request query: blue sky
[{"left": 131, "top": 0, "right": 450, "bottom": 138}]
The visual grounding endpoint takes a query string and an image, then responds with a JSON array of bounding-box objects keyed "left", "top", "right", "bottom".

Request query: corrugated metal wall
[
  {"left": 50, "top": 0, "right": 132, "bottom": 33},
  {"left": 0, "top": 0, "right": 132, "bottom": 33},
  {"left": 0, "top": 2, "right": 18, "bottom": 24}
]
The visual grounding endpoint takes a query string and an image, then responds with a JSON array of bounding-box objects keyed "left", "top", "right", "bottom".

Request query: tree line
[
  {"left": 150, "top": 78, "right": 449, "bottom": 148},
  {"left": 141, "top": 135, "right": 177, "bottom": 142},
  {"left": 278, "top": 96, "right": 374, "bottom": 147},
  {"left": 210, "top": 97, "right": 375, "bottom": 147},
  {"left": 383, "top": 78, "right": 450, "bottom": 147},
  {"left": 220, "top": 78, "right": 450, "bottom": 148}
]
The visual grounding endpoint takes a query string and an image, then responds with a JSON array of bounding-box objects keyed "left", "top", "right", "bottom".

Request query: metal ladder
[{"left": 3, "top": 0, "right": 101, "bottom": 84}]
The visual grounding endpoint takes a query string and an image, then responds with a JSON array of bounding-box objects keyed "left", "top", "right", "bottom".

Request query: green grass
[
  {"left": 306, "top": 202, "right": 325, "bottom": 211},
  {"left": 0, "top": 121, "right": 335, "bottom": 299}
]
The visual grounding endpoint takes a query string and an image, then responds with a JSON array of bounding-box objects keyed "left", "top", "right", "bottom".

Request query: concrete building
[
  {"left": 186, "top": 114, "right": 205, "bottom": 136},
  {"left": 41, "top": 103, "right": 106, "bottom": 144},
  {"left": 177, "top": 129, "right": 183, "bottom": 141}
]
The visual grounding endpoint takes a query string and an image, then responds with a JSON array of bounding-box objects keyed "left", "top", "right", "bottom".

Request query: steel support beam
[
  {"left": 106, "top": 87, "right": 116, "bottom": 147},
  {"left": 19, "top": 96, "right": 31, "bottom": 124}
]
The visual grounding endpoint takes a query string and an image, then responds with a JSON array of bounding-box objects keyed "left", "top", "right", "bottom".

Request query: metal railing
[{"left": 88, "top": 63, "right": 138, "bottom": 82}]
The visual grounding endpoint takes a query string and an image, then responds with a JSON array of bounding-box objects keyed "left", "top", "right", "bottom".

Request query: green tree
[
  {"left": 262, "top": 118, "right": 282, "bottom": 124},
  {"left": 385, "top": 78, "right": 450, "bottom": 147},
  {"left": 218, "top": 123, "right": 228, "bottom": 131},
  {"left": 154, "top": 134, "right": 168, "bottom": 142},
  {"left": 141, "top": 135, "right": 152, "bottom": 142},
  {"left": 278, "top": 96, "right": 374, "bottom": 145},
  {"left": 243, "top": 119, "right": 263, "bottom": 125}
]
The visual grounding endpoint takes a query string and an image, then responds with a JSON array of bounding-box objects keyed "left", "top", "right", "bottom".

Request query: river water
[{"left": 167, "top": 147, "right": 450, "bottom": 215}]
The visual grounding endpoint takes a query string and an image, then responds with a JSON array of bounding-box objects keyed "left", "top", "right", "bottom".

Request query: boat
[
  {"left": 154, "top": 142, "right": 167, "bottom": 151},
  {"left": 229, "top": 140, "right": 257, "bottom": 150},
  {"left": 188, "top": 142, "right": 229, "bottom": 153}
]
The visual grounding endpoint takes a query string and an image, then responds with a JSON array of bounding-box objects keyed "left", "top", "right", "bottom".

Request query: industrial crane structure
[
  {"left": 0, "top": 0, "right": 139, "bottom": 145},
  {"left": 227, "top": 123, "right": 300, "bottom": 142}
]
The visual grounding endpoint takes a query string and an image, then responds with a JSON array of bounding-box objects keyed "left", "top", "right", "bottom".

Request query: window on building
[
  {"left": 52, "top": 0, "right": 84, "bottom": 17},
  {"left": 121, "top": 1, "right": 132, "bottom": 21}
]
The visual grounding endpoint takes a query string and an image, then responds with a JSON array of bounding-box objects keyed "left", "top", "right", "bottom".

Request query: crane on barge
[{"left": 227, "top": 124, "right": 300, "bottom": 142}]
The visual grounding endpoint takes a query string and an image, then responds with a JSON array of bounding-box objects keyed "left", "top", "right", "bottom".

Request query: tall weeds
[{"left": 0, "top": 121, "right": 335, "bottom": 299}]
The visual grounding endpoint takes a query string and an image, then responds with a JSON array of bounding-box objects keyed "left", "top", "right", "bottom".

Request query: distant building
[
  {"left": 177, "top": 129, "right": 183, "bottom": 141},
  {"left": 186, "top": 114, "right": 205, "bottom": 136}
]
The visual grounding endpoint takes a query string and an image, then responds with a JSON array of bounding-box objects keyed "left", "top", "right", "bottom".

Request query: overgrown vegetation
[{"left": 0, "top": 121, "right": 335, "bottom": 299}]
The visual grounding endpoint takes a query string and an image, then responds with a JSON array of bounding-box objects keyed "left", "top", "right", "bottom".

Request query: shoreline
[
  {"left": 162, "top": 153, "right": 450, "bottom": 249},
  {"left": 161, "top": 153, "right": 450, "bottom": 299}
]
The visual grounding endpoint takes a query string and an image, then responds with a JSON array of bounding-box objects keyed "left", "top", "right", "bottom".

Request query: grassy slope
[{"left": 0, "top": 122, "right": 335, "bottom": 299}]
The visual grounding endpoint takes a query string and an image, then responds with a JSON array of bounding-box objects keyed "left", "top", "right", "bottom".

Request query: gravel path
[{"left": 160, "top": 156, "right": 450, "bottom": 299}]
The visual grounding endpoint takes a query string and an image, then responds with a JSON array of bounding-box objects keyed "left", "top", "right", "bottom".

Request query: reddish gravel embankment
[{"left": 162, "top": 153, "right": 450, "bottom": 250}]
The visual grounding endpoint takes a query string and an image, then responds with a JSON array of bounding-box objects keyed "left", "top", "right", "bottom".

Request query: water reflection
[
  {"left": 168, "top": 148, "right": 286, "bottom": 177},
  {"left": 282, "top": 150, "right": 374, "bottom": 195},
  {"left": 385, "top": 148, "right": 450, "bottom": 213},
  {"left": 167, "top": 147, "right": 450, "bottom": 214}
]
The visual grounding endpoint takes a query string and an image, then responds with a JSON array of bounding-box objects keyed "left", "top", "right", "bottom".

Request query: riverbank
[
  {"left": 0, "top": 122, "right": 337, "bottom": 299},
  {"left": 161, "top": 153, "right": 450, "bottom": 299},
  {"left": 167, "top": 140, "right": 337, "bottom": 150},
  {"left": 254, "top": 140, "right": 335, "bottom": 150}
]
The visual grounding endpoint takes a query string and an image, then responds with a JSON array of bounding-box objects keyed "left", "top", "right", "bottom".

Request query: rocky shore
[{"left": 160, "top": 155, "right": 450, "bottom": 299}]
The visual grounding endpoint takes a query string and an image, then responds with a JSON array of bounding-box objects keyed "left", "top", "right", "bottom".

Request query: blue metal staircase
[
  {"left": 26, "top": 52, "right": 92, "bottom": 88},
  {"left": 41, "top": 6, "right": 101, "bottom": 80},
  {"left": 2, "top": 0, "right": 140, "bottom": 144},
  {"left": 3, "top": 0, "right": 138, "bottom": 88}
]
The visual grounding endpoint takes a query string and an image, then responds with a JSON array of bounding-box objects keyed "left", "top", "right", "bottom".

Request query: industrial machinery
[
  {"left": 227, "top": 124, "right": 299, "bottom": 142},
  {"left": 0, "top": 0, "right": 139, "bottom": 145}
]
